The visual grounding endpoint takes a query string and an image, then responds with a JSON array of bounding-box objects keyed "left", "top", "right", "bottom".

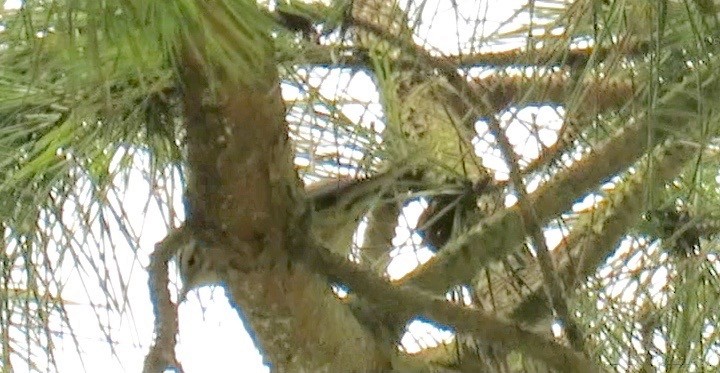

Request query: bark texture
[{"left": 177, "top": 21, "right": 390, "bottom": 371}]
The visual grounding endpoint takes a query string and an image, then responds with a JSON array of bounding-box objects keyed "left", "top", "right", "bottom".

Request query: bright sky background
[{"left": 0, "top": 0, "right": 584, "bottom": 372}]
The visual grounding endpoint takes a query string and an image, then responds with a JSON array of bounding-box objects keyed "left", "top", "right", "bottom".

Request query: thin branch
[
  {"left": 143, "top": 227, "right": 186, "bottom": 373},
  {"left": 485, "top": 112, "right": 585, "bottom": 350},
  {"left": 401, "top": 115, "right": 656, "bottom": 293},
  {"left": 401, "top": 55, "right": 718, "bottom": 293},
  {"left": 509, "top": 142, "right": 698, "bottom": 326},
  {"left": 350, "top": 16, "right": 636, "bottom": 122},
  {"left": 298, "top": 3, "right": 650, "bottom": 70}
]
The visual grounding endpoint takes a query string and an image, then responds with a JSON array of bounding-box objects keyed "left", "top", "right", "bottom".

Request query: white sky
[{"left": 0, "top": 0, "right": 604, "bottom": 372}]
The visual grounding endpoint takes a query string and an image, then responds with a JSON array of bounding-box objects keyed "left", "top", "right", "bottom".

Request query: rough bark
[
  {"left": 177, "top": 16, "right": 390, "bottom": 371},
  {"left": 298, "top": 236, "right": 605, "bottom": 373},
  {"left": 170, "top": 1, "right": 718, "bottom": 371}
]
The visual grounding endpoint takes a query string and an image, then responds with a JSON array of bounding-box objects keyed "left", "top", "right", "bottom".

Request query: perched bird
[
  {"left": 416, "top": 192, "right": 465, "bottom": 251},
  {"left": 307, "top": 168, "right": 422, "bottom": 256},
  {"left": 176, "top": 168, "right": 420, "bottom": 298},
  {"left": 645, "top": 207, "right": 700, "bottom": 257},
  {"left": 275, "top": 9, "right": 319, "bottom": 42},
  {"left": 175, "top": 232, "right": 219, "bottom": 301},
  {"left": 416, "top": 176, "right": 496, "bottom": 252}
]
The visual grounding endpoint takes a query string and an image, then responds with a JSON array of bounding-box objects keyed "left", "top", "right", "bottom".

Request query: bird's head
[{"left": 176, "top": 238, "right": 220, "bottom": 301}]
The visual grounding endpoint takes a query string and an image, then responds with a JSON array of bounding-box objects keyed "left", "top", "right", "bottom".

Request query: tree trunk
[{"left": 178, "top": 22, "right": 391, "bottom": 371}]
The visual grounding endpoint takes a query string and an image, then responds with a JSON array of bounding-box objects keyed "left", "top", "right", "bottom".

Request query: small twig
[
  {"left": 519, "top": 117, "right": 577, "bottom": 176},
  {"left": 143, "top": 228, "right": 187, "bottom": 373},
  {"left": 484, "top": 115, "right": 585, "bottom": 351}
]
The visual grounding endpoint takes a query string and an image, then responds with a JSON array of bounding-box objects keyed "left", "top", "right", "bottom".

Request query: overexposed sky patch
[{"left": 4, "top": 0, "right": 21, "bottom": 10}]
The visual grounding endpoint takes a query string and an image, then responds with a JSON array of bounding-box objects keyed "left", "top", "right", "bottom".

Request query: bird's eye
[{"left": 187, "top": 253, "right": 197, "bottom": 267}]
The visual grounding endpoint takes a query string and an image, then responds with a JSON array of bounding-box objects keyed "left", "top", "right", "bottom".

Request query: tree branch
[
  {"left": 143, "top": 228, "right": 186, "bottom": 373},
  {"left": 400, "top": 57, "right": 718, "bottom": 293},
  {"left": 508, "top": 142, "right": 697, "bottom": 325},
  {"left": 297, "top": 235, "right": 606, "bottom": 373},
  {"left": 176, "top": 5, "right": 394, "bottom": 369},
  {"left": 484, "top": 112, "right": 585, "bottom": 350},
  {"left": 401, "top": 116, "right": 657, "bottom": 292}
]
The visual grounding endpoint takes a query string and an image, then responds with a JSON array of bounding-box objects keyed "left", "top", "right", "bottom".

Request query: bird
[
  {"left": 645, "top": 206, "right": 701, "bottom": 257},
  {"left": 176, "top": 168, "right": 421, "bottom": 299},
  {"left": 415, "top": 176, "right": 496, "bottom": 252},
  {"left": 275, "top": 9, "right": 319, "bottom": 42},
  {"left": 175, "top": 234, "right": 220, "bottom": 301},
  {"left": 307, "top": 168, "right": 422, "bottom": 256},
  {"left": 416, "top": 192, "right": 465, "bottom": 252}
]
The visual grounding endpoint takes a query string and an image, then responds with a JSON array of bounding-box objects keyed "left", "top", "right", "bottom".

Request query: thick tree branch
[
  {"left": 400, "top": 58, "right": 719, "bottom": 293},
  {"left": 473, "top": 143, "right": 700, "bottom": 333},
  {"left": 174, "top": 3, "right": 404, "bottom": 369},
  {"left": 221, "top": 262, "right": 393, "bottom": 371},
  {"left": 507, "top": 142, "right": 697, "bottom": 325},
  {"left": 468, "top": 74, "right": 635, "bottom": 118},
  {"left": 400, "top": 117, "right": 655, "bottom": 292},
  {"left": 296, "top": 235, "right": 605, "bottom": 373}
]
